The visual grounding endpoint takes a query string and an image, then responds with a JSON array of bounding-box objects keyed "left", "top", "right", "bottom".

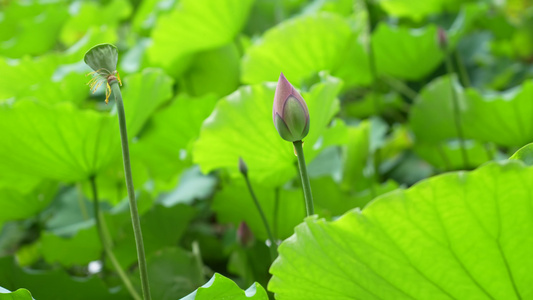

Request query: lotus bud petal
[
  {"left": 237, "top": 222, "right": 254, "bottom": 247},
  {"left": 272, "top": 73, "right": 310, "bottom": 142}
]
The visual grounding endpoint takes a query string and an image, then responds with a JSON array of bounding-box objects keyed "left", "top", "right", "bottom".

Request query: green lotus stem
[
  {"left": 444, "top": 55, "right": 470, "bottom": 168},
  {"left": 363, "top": 0, "right": 380, "bottom": 114},
  {"left": 381, "top": 75, "right": 418, "bottom": 102},
  {"left": 111, "top": 82, "right": 152, "bottom": 300},
  {"left": 455, "top": 50, "right": 471, "bottom": 88},
  {"left": 436, "top": 144, "right": 452, "bottom": 171},
  {"left": 293, "top": 141, "right": 314, "bottom": 216},
  {"left": 89, "top": 176, "right": 141, "bottom": 300},
  {"left": 76, "top": 183, "right": 89, "bottom": 220},
  {"left": 242, "top": 172, "right": 277, "bottom": 261},
  {"left": 273, "top": 187, "right": 280, "bottom": 240}
]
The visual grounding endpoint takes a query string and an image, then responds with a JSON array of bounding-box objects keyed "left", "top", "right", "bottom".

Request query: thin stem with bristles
[
  {"left": 111, "top": 82, "right": 152, "bottom": 300},
  {"left": 89, "top": 176, "right": 141, "bottom": 300},
  {"left": 242, "top": 173, "right": 277, "bottom": 262},
  {"left": 444, "top": 54, "right": 470, "bottom": 168}
]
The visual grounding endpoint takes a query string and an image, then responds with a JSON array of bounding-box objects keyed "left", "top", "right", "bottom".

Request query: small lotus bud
[
  {"left": 437, "top": 27, "right": 448, "bottom": 51},
  {"left": 272, "top": 73, "right": 310, "bottom": 142},
  {"left": 237, "top": 222, "right": 254, "bottom": 247},
  {"left": 238, "top": 157, "right": 248, "bottom": 177}
]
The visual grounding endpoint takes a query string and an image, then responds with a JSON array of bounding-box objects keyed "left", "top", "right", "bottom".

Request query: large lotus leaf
[
  {"left": 132, "top": 247, "right": 204, "bottom": 300},
  {"left": 109, "top": 204, "right": 197, "bottom": 269},
  {"left": 311, "top": 176, "right": 399, "bottom": 217},
  {"left": 242, "top": 13, "right": 371, "bottom": 87},
  {"left": 510, "top": 143, "right": 533, "bottom": 165},
  {"left": 375, "top": 0, "right": 469, "bottom": 21},
  {"left": 0, "top": 56, "right": 87, "bottom": 105},
  {"left": 373, "top": 23, "right": 444, "bottom": 80},
  {"left": 132, "top": 93, "right": 218, "bottom": 183},
  {"left": 410, "top": 75, "right": 533, "bottom": 147},
  {"left": 156, "top": 166, "right": 218, "bottom": 207},
  {"left": 0, "top": 182, "right": 56, "bottom": 224},
  {"left": 303, "top": 0, "right": 354, "bottom": 16},
  {"left": 213, "top": 176, "right": 395, "bottom": 242},
  {"left": 269, "top": 161, "right": 533, "bottom": 299},
  {"left": 0, "top": 100, "right": 119, "bottom": 182},
  {"left": 409, "top": 75, "right": 465, "bottom": 143},
  {"left": 0, "top": 288, "right": 33, "bottom": 300},
  {"left": 0, "top": 68, "right": 173, "bottom": 183},
  {"left": 373, "top": 4, "right": 483, "bottom": 80},
  {"left": 0, "top": 256, "right": 128, "bottom": 300},
  {"left": 40, "top": 227, "right": 101, "bottom": 267},
  {"left": 415, "top": 140, "right": 493, "bottom": 170},
  {"left": 181, "top": 273, "right": 268, "bottom": 300},
  {"left": 148, "top": 0, "right": 254, "bottom": 75},
  {"left": 121, "top": 68, "right": 174, "bottom": 137},
  {"left": 132, "top": 0, "right": 176, "bottom": 34},
  {"left": 0, "top": 2, "right": 68, "bottom": 58},
  {"left": 460, "top": 80, "right": 533, "bottom": 147},
  {"left": 0, "top": 173, "right": 41, "bottom": 195},
  {"left": 59, "top": 0, "right": 132, "bottom": 47},
  {"left": 212, "top": 178, "right": 306, "bottom": 241},
  {"left": 180, "top": 43, "right": 241, "bottom": 98},
  {"left": 194, "top": 75, "right": 343, "bottom": 186}
]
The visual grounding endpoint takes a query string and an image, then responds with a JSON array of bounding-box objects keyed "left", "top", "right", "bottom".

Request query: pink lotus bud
[
  {"left": 272, "top": 73, "right": 310, "bottom": 142},
  {"left": 237, "top": 222, "right": 253, "bottom": 247},
  {"left": 437, "top": 27, "right": 448, "bottom": 50}
]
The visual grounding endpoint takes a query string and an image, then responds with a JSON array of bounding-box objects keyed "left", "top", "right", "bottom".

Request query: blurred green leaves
[
  {"left": 410, "top": 75, "right": 533, "bottom": 148},
  {"left": 0, "top": 2, "right": 68, "bottom": 58},
  {"left": 148, "top": 0, "right": 254, "bottom": 75},
  {"left": 1, "top": 0, "right": 533, "bottom": 299},
  {"left": 242, "top": 13, "right": 371, "bottom": 87}
]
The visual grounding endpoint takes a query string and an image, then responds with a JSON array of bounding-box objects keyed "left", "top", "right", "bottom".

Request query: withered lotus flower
[{"left": 272, "top": 73, "right": 310, "bottom": 142}]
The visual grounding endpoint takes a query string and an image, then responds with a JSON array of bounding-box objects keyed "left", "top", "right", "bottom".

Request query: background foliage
[{"left": 1, "top": 0, "right": 533, "bottom": 299}]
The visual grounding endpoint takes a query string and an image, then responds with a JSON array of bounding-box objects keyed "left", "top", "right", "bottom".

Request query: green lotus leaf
[
  {"left": 132, "top": 93, "right": 218, "bottom": 183},
  {"left": 0, "top": 100, "right": 119, "bottom": 182},
  {"left": 181, "top": 273, "right": 268, "bottom": 300},
  {"left": 270, "top": 161, "right": 533, "bottom": 299},
  {"left": 510, "top": 143, "right": 533, "bottom": 166},
  {"left": 410, "top": 75, "right": 533, "bottom": 147},
  {"left": 0, "top": 256, "right": 128, "bottom": 299},
  {"left": 0, "top": 2, "right": 68, "bottom": 58},
  {"left": 0, "top": 288, "right": 33, "bottom": 300},
  {"left": 0, "top": 182, "right": 56, "bottom": 224},
  {"left": 179, "top": 44, "right": 241, "bottom": 98},
  {"left": 373, "top": 4, "right": 484, "bottom": 80},
  {"left": 415, "top": 140, "right": 493, "bottom": 170},
  {"left": 121, "top": 68, "right": 174, "bottom": 136},
  {"left": 0, "top": 55, "right": 87, "bottom": 105},
  {"left": 242, "top": 12, "right": 371, "bottom": 87},
  {"left": 374, "top": 0, "right": 470, "bottom": 21},
  {"left": 148, "top": 0, "right": 254, "bottom": 75},
  {"left": 60, "top": 0, "right": 131, "bottom": 47}
]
